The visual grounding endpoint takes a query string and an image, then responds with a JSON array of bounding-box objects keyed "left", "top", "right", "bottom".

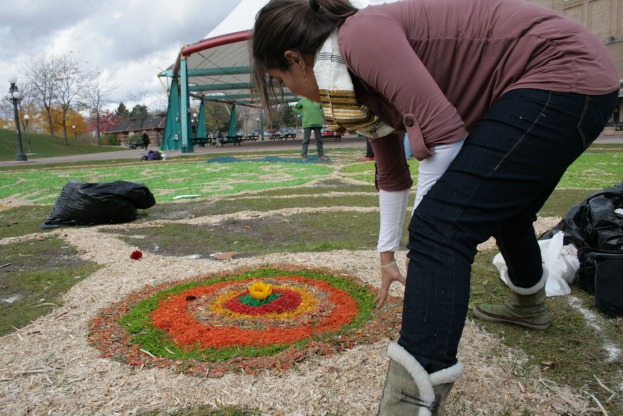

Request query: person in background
[
  {"left": 141, "top": 131, "right": 150, "bottom": 150},
  {"left": 363, "top": 136, "right": 375, "bottom": 161},
  {"left": 251, "top": 0, "right": 618, "bottom": 413},
  {"left": 292, "top": 97, "right": 326, "bottom": 160}
]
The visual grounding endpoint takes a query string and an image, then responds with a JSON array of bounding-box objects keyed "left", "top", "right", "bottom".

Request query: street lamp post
[
  {"left": 6, "top": 77, "right": 27, "bottom": 161},
  {"left": 24, "top": 114, "right": 32, "bottom": 154},
  {"left": 72, "top": 125, "right": 76, "bottom": 143}
]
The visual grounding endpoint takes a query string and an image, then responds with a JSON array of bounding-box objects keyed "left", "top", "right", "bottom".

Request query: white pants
[
  {"left": 377, "top": 139, "right": 465, "bottom": 252},
  {"left": 412, "top": 139, "right": 465, "bottom": 212}
]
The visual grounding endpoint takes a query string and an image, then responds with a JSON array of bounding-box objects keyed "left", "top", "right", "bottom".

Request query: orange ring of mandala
[{"left": 149, "top": 275, "right": 358, "bottom": 349}]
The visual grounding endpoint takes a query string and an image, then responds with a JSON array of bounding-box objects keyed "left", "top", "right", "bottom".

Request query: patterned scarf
[{"left": 314, "top": 31, "right": 395, "bottom": 139}]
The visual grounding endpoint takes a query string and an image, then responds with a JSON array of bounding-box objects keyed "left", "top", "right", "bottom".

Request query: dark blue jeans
[
  {"left": 400, "top": 89, "right": 618, "bottom": 373},
  {"left": 301, "top": 127, "right": 324, "bottom": 156}
]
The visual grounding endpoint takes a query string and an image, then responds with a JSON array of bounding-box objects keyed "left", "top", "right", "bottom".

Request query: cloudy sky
[{"left": 0, "top": 0, "right": 241, "bottom": 111}]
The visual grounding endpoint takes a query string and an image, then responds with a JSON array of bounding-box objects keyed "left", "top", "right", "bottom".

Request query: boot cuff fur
[
  {"left": 506, "top": 266, "right": 548, "bottom": 295},
  {"left": 387, "top": 342, "right": 464, "bottom": 395}
]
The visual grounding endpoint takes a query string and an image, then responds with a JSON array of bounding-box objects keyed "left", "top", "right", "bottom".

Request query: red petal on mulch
[{"left": 130, "top": 250, "right": 143, "bottom": 260}]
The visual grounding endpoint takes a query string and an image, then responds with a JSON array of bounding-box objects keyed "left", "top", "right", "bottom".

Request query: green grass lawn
[
  {"left": 341, "top": 148, "right": 623, "bottom": 189},
  {"left": 0, "top": 128, "right": 124, "bottom": 161},
  {"left": 0, "top": 161, "right": 334, "bottom": 204}
]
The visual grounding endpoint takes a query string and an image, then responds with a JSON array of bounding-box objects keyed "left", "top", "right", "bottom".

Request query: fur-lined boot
[{"left": 378, "top": 342, "right": 464, "bottom": 415}]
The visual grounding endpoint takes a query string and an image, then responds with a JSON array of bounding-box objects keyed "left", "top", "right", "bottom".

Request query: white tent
[
  {"left": 160, "top": 0, "right": 275, "bottom": 106},
  {"left": 206, "top": 0, "right": 266, "bottom": 39}
]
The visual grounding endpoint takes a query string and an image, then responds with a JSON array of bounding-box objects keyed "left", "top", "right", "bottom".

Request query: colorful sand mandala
[{"left": 88, "top": 265, "right": 402, "bottom": 377}]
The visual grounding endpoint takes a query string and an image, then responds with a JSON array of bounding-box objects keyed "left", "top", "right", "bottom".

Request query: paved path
[
  {"left": 0, "top": 136, "right": 366, "bottom": 167},
  {"left": 1, "top": 132, "right": 622, "bottom": 168}
]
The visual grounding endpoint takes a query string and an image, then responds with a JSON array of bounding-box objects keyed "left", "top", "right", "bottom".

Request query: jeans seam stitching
[
  {"left": 494, "top": 91, "right": 552, "bottom": 171},
  {"left": 576, "top": 95, "right": 590, "bottom": 148}
]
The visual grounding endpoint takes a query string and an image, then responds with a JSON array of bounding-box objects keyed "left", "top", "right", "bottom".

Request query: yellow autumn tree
[{"left": 49, "top": 107, "right": 87, "bottom": 143}]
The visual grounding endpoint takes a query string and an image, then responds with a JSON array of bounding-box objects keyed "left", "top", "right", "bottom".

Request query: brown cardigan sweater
[{"left": 338, "top": 0, "right": 619, "bottom": 190}]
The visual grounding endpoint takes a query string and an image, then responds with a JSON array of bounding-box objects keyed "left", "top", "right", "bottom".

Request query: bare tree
[
  {"left": 23, "top": 54, "right": 60, "bottom": 136},
  {"left": 0, "top": 92, "right": 15, "bottom": 128},
  {"left": 23, "top": 53, "right": 89, "bottom": 144},
  {"left": 149, "top": 92, "right": 169, "bottom": 114},
  {"left": 127, "top": 88, "right": 149, "bottom": 107},
  {"left": 55, "top": 53, "right": 86, "bottom": 144},
  {"left": 81, "top": 68, "right": 112, "bottom": 143},
  {"left": 18, "top": 81, "right": 38, "bottom": 132}
]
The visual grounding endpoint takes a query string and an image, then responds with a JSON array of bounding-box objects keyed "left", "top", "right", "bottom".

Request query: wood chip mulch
[{"left": 0, "top": 212, "right": 597, "bottom": 415}]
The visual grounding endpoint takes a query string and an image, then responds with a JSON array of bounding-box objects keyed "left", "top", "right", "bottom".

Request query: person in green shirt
[{"left": 292, "top": 97, "right": 325, "bottom": 160}]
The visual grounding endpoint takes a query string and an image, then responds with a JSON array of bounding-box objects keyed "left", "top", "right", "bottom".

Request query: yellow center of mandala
[{"left": 249, "top": 281, "right": 272, "bottom": 300}]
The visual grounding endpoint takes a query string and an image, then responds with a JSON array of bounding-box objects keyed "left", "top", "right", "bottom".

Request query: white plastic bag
[{"left": 493, "top": 231, "right": 580, "bottom": 297}]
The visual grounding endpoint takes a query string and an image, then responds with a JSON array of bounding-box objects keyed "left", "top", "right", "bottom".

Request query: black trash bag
[
  {"left": 540, "top": 181, "right": 623, "bottom": 251},
  {"left": 540, "top": 182, "right": 623, "bottom": 316},
  {"left": 39, "top": 180, "right": 156, "bottom": 229}
]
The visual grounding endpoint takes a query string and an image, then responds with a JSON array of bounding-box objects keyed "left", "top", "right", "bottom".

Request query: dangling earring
[{"left": 304, "top": 70, "right": 308, "bottom": 86}]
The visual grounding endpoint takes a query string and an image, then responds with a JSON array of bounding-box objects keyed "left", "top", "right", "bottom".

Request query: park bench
[
  {"left": 321, "top": 131, "right": 342, "bottom": 141},
  {"left": 219, "top": 135, "right": 243, "bottom": 146},
  {"left": 282, "top": 133, "right": 297, "bottom": 140},
  {"left": 128, "top": 141, "right": 146, "bottom": 149},
  {"left": 193, "top": 137, "right": 209, "bottom": 147}
]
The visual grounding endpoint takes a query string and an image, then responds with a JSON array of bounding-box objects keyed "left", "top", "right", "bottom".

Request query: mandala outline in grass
[{"left": 87, "top": 265, "right": 402, "bottom": 377}]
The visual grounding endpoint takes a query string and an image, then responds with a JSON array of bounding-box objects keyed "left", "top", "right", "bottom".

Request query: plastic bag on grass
[
  {"left": 39, "top": 180, "right": 155, "bottom": 229},
  {"left": 494, "top": 231, "right": 579, "bottom": 297}
]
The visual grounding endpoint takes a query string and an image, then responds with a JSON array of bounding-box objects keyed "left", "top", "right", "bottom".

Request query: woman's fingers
[{"left": 375, "top": 264, "right": 405, "bottom": 309}]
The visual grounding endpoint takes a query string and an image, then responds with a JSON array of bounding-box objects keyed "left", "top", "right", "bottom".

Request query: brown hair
[{"left": 251, "top": 0, "right": 358, "bottom": 113}]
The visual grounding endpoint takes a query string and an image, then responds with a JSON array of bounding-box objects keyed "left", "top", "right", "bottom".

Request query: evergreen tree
[
  {"left": 114, "top": 102, "right": 130, "bottom": 119},
  {"left": 129, "top": 104, "right": 148, "bottom": 119},
  {"left": 129, "top": 104, "right": 149, "bottom": 129}
]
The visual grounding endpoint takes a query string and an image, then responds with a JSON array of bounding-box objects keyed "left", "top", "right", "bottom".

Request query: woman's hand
[{"left": 375, "top": 261, "right": 406, "bottom": 309}]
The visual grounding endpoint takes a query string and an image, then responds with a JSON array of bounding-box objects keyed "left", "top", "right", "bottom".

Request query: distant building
[{"left": 105, "top": 114, "right": 167, "bottom": 147}]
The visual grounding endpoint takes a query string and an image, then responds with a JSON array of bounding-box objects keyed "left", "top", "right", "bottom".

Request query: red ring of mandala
[
  {"left": 150, "top": 275, "right": 358, "bottom": 349},
  {"left": 192, "top": 283, "right": 324, "bottom": 327},
  {"left": 224, "top": 289, "right": 301, "bottom": 315}
]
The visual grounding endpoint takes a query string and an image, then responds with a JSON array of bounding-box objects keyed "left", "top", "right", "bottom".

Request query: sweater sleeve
[
  {"left": 339, "top": 15, "right": 467, "bottom": 160},
  {"left": 369, "top": 132, "right": 412, "bottom": 192},
  {"left": 292, "top": 101, "right": 303, "bottom": 115}
]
